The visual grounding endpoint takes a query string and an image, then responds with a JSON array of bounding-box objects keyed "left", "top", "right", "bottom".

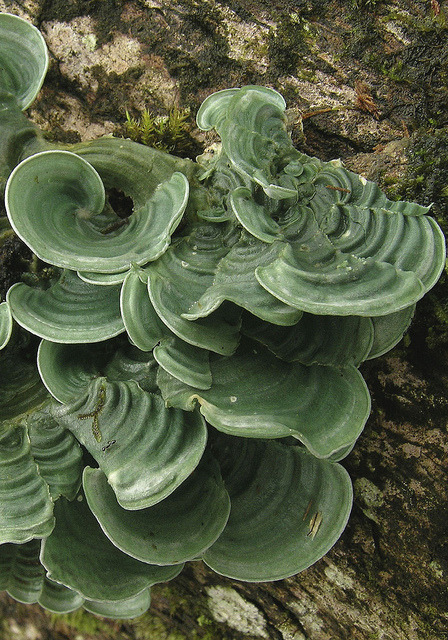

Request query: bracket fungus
[{"left": 0, "top": 12, "right": 445, "bottom": 619}]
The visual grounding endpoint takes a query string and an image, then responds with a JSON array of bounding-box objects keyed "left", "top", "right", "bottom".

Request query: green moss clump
[
  {"left": 47, "top": 608, "right": 114, "bottom": 637},
  {"left": 132, "top": 609, "right": 222, "bottom": 640},
  {"left": 124, "top": 107, "right": 194, "bottom": 156},
  {"left": 134, "top": 615, "right": 188, "bottom": 640}
]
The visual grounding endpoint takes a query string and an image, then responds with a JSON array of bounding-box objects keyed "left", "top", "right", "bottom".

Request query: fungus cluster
[{"left": 0, "top": 13, "right": 445, "bottom": 618}]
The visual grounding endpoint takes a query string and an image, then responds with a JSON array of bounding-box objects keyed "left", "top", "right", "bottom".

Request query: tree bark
[{"left": 0, "top": 1, "right": 447, "bottom": 638}]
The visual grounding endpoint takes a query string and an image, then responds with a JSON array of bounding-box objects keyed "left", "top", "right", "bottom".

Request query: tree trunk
[{"left": 0, "top": 1, "right": 447, "bottom": 638}]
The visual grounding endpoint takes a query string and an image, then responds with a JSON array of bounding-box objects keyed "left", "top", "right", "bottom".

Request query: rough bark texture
[{"left": 0, "top": 1, "right": 447, "bottom": 639}]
